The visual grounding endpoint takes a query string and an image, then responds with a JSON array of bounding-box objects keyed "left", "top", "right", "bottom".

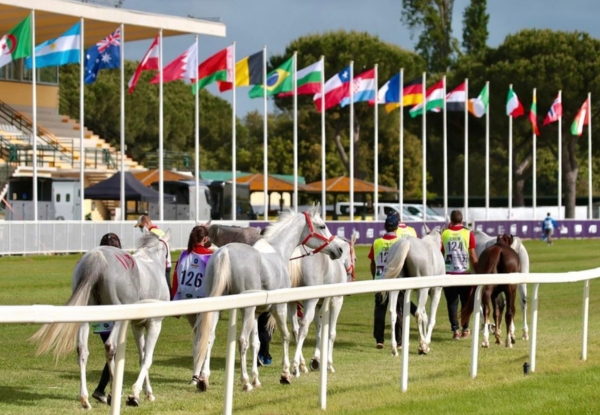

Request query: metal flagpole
[
  {"left": 422, "top": 71, "right": 427, "bottom": 222},
  {"left": 588, "top": 92, "right": 593, "bottom": 219},
  {"left": 558, "top": 90, "right": 562, "bottom": 219},
  {"left": 532, "top": 88, "right": 537, "bottom": 219},
  {"left": 399, "top": 68, "right": 404, "bottom": 218},
  {"left": 443, "top": 75, "right": 447, "bottom": 221},
  {"left": 262, "top": 45, "right": 268, "bottom": 220},
  {"left": 120, "top": 24, "right": 125, "bottom": 220},
  {"left": 232, "top": 42, "right": 237, "bottom": 222},
  {"left": 509, "top": 84, "right": 513, "bottom": 219},
  {"left": 31, "top": 11, "right": 38, "bottom": 222},
  {"left": 464, "top": 78, "right": 469, "bottom": 224},
  {"left": 374, "top": 64, "right": 379, "bottom": 222},
  {"left": 79, "top": 18, "right": 85, "bottom": 222},
  {"left": 158, "top": 29, "right": 164, "bottom": 222},
  {"left": 321, "top": 56, "right": 326, "bottom": 218},
  {"left": 194, "top": 35, "right": 200, "bottom": 223},
  {"left": 349, "top": 61, "right": 354, "bottom": 222},
  {"left": 293, "top": 51, "right": 298, "bottom": 213},
  {"left": 485, "top": 81, "right": 490, "bottom": 220}
]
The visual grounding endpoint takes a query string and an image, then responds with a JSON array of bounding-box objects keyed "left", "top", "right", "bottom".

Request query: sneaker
[
  {"left": 376, "top": 343, "right": 384, "bottom": 349},
  {"left": 257, "top": 354, "right": 264, "bottom": 367},
  {"left": 462, "top": 329, "right": 471, "bottom": 339},
  {"left": 453, "top": 330, "right": 461, "bottom": 340},
  {"left": 92, "top": 390, "right": 107, "bottom": 404},
  {"left": 264, "top": 357, "right": 272, "bottom": 365}
]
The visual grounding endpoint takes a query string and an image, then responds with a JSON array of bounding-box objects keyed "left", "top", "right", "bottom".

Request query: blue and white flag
[
  {"left": 26, "top": 22, "right": 81, "bottom": 69},
  {"left": 84, "top": 27, "right": 121, "bottom": 84}
]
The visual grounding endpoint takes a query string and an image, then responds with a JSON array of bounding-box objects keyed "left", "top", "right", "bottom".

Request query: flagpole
[
  {"left": 120, "top": 23, "right": 125, "bottom": 221},
  {"left": 293, "top": 51, "right": 298, "bottom": 213},
  {"left": 320, "top": 56, "right": 326, "bottom": 219},
  {"left": 464, "top": 78, "right": 469, "bottom": 224},
  {"left": 558, "top": 90, "right": 562, "bottom": 220},
  {"left": 263, "top": 45, "right": 268, "bottom": 220},
  {"left": 31, "top": 11, "right": 38, "bottom": 222},
  {"left": 532, "top": 88, "right": 537, "bottom": 219},
  {"left": 399, "top": 69, "right": 404, "bottom": 220},
  {"left": 232, "top": 42, "right": 237, "bottom": 222},
  {"left": 194, "top": 35, "right": 200, "bottom": 223},
  {"left": 442, "top": 75, "right": 447, "bottom": 222},
  {"left": 374, "top": 64, "right": 379, "bottom": 223},
  {"left": 79, "top": 18, "right": 85, "bottom": 222},
  {"left": 485, "top": 81, "right": 490, "bottom": 220},
  {"left": 508, "top": 84, "right": 513, "bottom": 219},
  {"left": 158, "top": 29, "right": 164, "bottom": 222},
  {"left": 422, "top": 71, "right": 427, "bottom": 223},
  {"left": 588, "top": 92, "right": 593, "bottom": 219},
  {"left": 349, "top": 61, "right": 354, "bottom": 222}
]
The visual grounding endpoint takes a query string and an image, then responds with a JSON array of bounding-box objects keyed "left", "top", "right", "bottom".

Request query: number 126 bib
[{"left": 175, "top": 252, "right": 211, "bottom": 300}]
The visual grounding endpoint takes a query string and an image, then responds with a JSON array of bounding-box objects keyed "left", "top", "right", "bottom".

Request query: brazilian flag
[{"left": 249, "top": 57, "right": 293, "bottom": 98}]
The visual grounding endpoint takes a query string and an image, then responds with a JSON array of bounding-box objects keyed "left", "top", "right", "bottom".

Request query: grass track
[{"left": 0, "top": 239, "right": 599, "bottom": 414}]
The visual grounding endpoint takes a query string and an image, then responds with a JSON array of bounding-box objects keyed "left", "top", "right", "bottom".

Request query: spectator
[{"left": 543, "top": 212, "right": 560, "bottom": 245}]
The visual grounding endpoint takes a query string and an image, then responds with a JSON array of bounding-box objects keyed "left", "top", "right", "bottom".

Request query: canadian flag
[
  {"left": 150, "top": 43, "right": 198, "bottom": 85},
  {"left": 128, "top": 35, "right": 159, "bottom": 94}
]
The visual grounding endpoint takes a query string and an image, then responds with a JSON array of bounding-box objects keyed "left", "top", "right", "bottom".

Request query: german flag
[
  {"left": 402, "top": 77, "right": 424, "bottom": 106},
  {"left": 218, "top": 50, "right": 263, "bottom": 92}
]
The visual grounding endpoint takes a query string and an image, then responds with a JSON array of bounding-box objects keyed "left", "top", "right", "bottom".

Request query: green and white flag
[
  {"left": 0, "top": 15, "right": 32, "bottom": 69},
  {"left": 409, "top": 79, "right": 444, "bottom": 117},
  {"left": 468, "top": 84, "right": 489, "bottom": 118}
]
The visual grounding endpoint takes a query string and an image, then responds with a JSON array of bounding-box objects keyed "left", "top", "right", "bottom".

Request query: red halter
[{"left": 290, "top": 212, "right": 335, "bottom": 260}]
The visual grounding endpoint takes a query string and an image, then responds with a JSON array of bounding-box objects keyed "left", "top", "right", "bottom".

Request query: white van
[
  {"left": 403, "top": 204, "right": 446, "bottom": 222},
  {"left": 335, "top": 202, "right": 421, "bottom": 221}
]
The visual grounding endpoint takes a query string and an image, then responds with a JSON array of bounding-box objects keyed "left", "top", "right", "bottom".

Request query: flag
[
  {"left": 218, "top": 50, "right": 263, "bottom": 92},
  {"left": 506, "top": 88, "right": 524, "bottom": 117},
  {"left": 150, "top": 43, "right": 200, "bottom": 87},
  {"left": 84, "top": 28, "right": 121, "bottom": 84},
  {"left": 409, "top": 80, "right": 444, "bottom": 118},
  {"left": 313, "top": 66, "right": 350, "bottom": 112},
  {"left": 0, "top": 15, "right": 32, "bottom": 70},
  {"left": 543, "top": 93, "right": 562, "bottom": 126},
  {"left": 249, "top": 57, "right": 293, "bottom": 98},
  {"left": 529, "top": 93, "right": 540, "bottom": 135},
  {"left": 377, "top": 72, "right": 401, "bottom": 113},
  {"left": 571, "top": 98, "right": 590, "bottom": 136},
  {"left": 446, "top": 82, "right": 467, "bottom": 112},
  {"left": 279, "top": 59, "right": 322, "bottom": 97},
  {"left": 25, "top": 22, "right": 80, "bottom": 69},
  {"left": 181, "top": 45, "right": 231, "bottom": 92},
  {"left": 403, "top": 77, "right": 424, "bottom": 107},
  {"left": 468, "top": 84, "right": 489, "bottom": 118},
  {"left": 128, "top": 35, "right": 159, "bottom": 94},
  {"left": 340, "top": 68, "right": 376, "bottom": 107}
]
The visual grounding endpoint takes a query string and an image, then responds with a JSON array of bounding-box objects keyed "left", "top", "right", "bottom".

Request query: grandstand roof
[{"left": 305, "top": 176, "right": 398, "bottom": 194}]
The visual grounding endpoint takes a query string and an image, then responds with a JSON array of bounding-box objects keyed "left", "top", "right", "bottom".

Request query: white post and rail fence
[{"left": 0, "top": 270, "right": 596, "bottom": 415}]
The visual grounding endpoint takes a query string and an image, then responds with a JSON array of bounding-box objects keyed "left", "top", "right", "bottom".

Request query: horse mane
[
  {"left": 261, "top": 210, "right": 297, "bottom": 239},
  {"left": 135, "top": 234, "right": 160, "bottom": 251}
]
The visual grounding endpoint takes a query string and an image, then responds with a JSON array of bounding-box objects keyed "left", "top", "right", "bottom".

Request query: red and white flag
[
  {"left": 543, "top": 93, "right": 563, "bottom": 126},
  {"left": 150, "top": 43, "right": 198, "bottom": 85},
  {"left": 128, "top": 35, "right": 159, "bottom": 94}
]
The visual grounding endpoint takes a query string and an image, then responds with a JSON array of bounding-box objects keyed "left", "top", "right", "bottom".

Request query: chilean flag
[
  {"left": 341, "top": 68, "right": 376, "bottom": 107},
  {"left": 314, "top": 66, "right": 350, "bottom": 112},
  {"left": 128, "top": 34, "right": 159, "bottom": 94},
  {"left": 543, "top": 93, "right": 562, "bottom": 126}
]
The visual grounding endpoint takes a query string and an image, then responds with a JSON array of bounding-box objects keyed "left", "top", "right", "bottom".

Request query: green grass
[{"left": 1, "top": 239, "right": 600, "bottom": 414}]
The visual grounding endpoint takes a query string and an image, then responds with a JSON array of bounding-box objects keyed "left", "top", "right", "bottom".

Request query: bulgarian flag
[
  {"left": 506, "top": 88, "right": 524, "bottom": 117},
  {"left": 409, "top": 79, "right": 444, "bottom": 117},
  {"left": 193, "top": 46, "right": 233, "bottom": 92},
  {"left": 529, "top": 92, "right": 540, "bottom": 135},
  {"left": 279, "top": 59, "right": 323, "bottom": 97},
  {"left": 571, "top": 98, "right": 590, "bottom": 136},
  {"left": 0, "top": 15, "right": 32, "bottom": 69}
]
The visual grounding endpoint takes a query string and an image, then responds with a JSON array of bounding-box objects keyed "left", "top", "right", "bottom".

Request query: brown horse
[
  {"left": 460, "top": 234, "right": 521, "bottom": 348},
  {"left": 201, "top": 221, "right": 263, "bottom": 247}
]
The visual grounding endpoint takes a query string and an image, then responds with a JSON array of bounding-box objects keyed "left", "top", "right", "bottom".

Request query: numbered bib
[
  {"left": 175, "top": 252, "right": 211, "bottom": 300},
  {"left": 443, "top": 231, "right": 470, "bottom": 273},
  {"left": 91, "top": 322, "right": 114, "bottom": 334}
]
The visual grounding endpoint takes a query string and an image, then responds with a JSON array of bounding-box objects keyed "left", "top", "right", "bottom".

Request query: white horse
[
  {"left": 30, "top": 231, "right": 171, "bottom": 409},
  {"left": 381, "top": 230, "right": 445, "bottom": 355},
  {"left": 286, "top": 233, "right": 357, "bottom": 376},
  {"left": 193, "top": 206, "right": 344, "bottom": 392},
  {"left": 474, "top": 230, "right": 530, "bottom": 340}
]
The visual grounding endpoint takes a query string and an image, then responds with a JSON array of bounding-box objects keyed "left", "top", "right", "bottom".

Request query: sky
[{"left": 118, "top": 0, "right": 600, "bottom": 116}]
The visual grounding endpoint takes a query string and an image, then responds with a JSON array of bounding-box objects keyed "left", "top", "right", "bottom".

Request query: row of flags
[{"left": 0, "top": 16, "right": 591, "bottom": 137}]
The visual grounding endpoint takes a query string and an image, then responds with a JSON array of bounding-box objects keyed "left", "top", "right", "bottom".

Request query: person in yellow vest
[
  {"left": 442, "top": 210, "right": 478, "bottom": 340},
  {"left": 134, "top": 214, "right": 172, "bottom": 295},
  {"left": 368, "top": 214, "right": 416, "bottom": 349}
]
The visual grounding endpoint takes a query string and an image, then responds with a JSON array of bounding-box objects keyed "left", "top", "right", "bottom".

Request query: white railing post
[
  {"left": 319, "top": 297, "right": 331, "bottom": 409},
  {"left": 223, "top": 309, "right": 238, "bottom": 415},
  {"left": 470, "top": 285, "right": 483, "bottom": 378},
  {"left": 529, "top": 283, "right": 540, "bottom": 372},
  {"left": 401, "top": 289, "right": 411, "bottom": 392},
  {"left": 582, "top": 279, "right": 590, "bottom": 361},
  {"left": 110, "top": 320, "right": 130, "bottom": 415}
]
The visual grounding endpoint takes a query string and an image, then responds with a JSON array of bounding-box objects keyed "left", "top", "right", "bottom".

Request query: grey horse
[
  {"left": 31, "top": 230, "right": 171, "bottom": 409},
  {"left": 204, "top": 221, "right": 263, "bottom": 246}
]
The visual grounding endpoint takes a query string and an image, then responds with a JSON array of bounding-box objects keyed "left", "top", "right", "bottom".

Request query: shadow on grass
[{"left": 0, "top": 386, "right": 68, "bottom": 406}]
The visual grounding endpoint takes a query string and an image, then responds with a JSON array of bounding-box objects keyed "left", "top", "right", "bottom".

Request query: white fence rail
[{"left": 1, "top": 269, "right": 597, "bottom": 415}]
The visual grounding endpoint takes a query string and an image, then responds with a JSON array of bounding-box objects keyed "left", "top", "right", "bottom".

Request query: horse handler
[
  {"left": 135, "top": 214, "right": 172, "bottom": 294},
  {"left": 442, "top": 210, "right": 478, "bottom": 340}
]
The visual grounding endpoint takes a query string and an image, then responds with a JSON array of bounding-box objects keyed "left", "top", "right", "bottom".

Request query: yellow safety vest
[
  {"left": 373, "top": 235, "right": 399, "bottom": 278},
  {"left": 396, "top": 225, "right": 417, "bottom": 239},
  {"left": 442, "top": 228, "right": 471, "bottom": 273}
]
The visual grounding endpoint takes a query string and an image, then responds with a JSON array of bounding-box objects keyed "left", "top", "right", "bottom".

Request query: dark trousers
[
  {"left": 95, "top": 332, "right": 111, "bottom": 394},
  {"left": 165, "top": 267, "right": 172, "bottom": 296},
  {"left": 443, "top": 285, "right": 473, "bottom": 332},
  {"left": 374, "top": 292, "right": 417, "bottom": 345},
  {"left": 257, "top": 312, "right": 272, "bottom": 359}
]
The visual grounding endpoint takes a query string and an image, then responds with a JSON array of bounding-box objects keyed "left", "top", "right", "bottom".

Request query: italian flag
[
  {"left": 193, "top": 46, "right": 233, "bottom": 92},
  {"left": 529, "top": 92, "right": 540, "bottom": 135},
  {"left": 468, "top": 83, "right": 489, "bottom": 118},
  {"left": 409, "top": 79, "right": 444, "bottom": 118},
  {"left": 571, "top": 98, "right": 590, "bottom": 136},
  {"left": 0, "top": 15, "right": 32, "bottom": 69},
  {"left": 279, "top": 59, "right": 323, "bottom": 97},
  {"left": 506, "top": 88, "right": 524, "bottom": 117}
]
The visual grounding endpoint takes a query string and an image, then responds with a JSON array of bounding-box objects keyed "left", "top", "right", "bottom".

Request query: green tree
[{"left": 462, "top": 0, "right": 489, "bottom": 56}]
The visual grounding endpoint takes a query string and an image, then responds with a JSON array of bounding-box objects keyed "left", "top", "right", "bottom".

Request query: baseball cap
[
  {"left": 134, "top": 215, "right": 146, "bottom": 228},
  {"left": 385, "top": 214, "right": 399, "bottom": 228}
]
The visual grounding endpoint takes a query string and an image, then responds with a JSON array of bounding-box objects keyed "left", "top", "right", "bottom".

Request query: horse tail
[
  {"left": 194, "top": 247, "right": 231, "bottom": 369},
  {"left": 288, "top": 247, "right": 303, "bottom": 288},
  {"left": 30, "top": 250, "right": 107, "bottom": 359},
  {"left": 380, "top": 240, "right": 410, "bottom": 301},
  {"left": 266, "top": 314, "right": 277, "bottom": 336}
]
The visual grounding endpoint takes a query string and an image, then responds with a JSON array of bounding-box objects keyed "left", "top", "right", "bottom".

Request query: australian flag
[{"left": 85, "top": 28, "right": 121, "bottom": 84}]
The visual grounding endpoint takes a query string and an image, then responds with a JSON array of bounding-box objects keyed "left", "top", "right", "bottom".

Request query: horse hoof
[
  {"left": 126, "top": 396, "right": 140, "bottom": 407},
  {"left": 511, "top": 336, "right": 516, "bottom": 345},
  {"left": 242, "top": 383, "right": 253, "bottom": 392},
  {"left": 418, "top": 349, "right": 427, "bottom": 355},
  {"left": 81, "top": 398, "right": 92, "bottom": 410},
  {"left": 481, "top": 342, "right": 489, "bottom": 348},
  {"left": 197, "top": 377, "right": 209, "bottom": 393},
  {"left": 329, "top": 366, "right": 335, "bottom": 373},
  {"left": 146, "top": 393, "right": 156, "bottom": 402},
  {"left": 522, "top": 334, "right": 529, "bottom": 341},
  {"left": 252, "top": 380, "right": 262, "bottom": 388},
  {"left": 280, "top": 375, "right": 291, "bottom": 385},
  {"left": 310, "top": 359, "right": 320, "bottom": 371}
]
